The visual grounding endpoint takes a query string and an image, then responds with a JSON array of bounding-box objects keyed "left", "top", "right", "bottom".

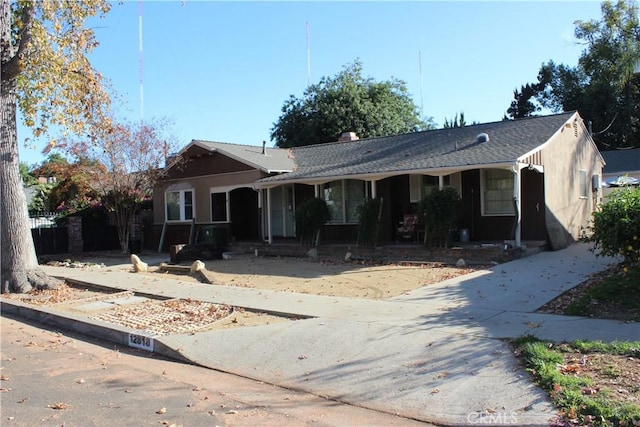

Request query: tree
[
  {"left": 1, "top": 1, "right": 112, "bottom": 293},
  {"left": 443, "top": 112, "right": 468, "bottom": 128},
  {"left": 417, "top": 187, "right": 461, "bottom": 248},
  {"left": 63, "top": 117, "right": 177, "bottom": 254},
  {"left": 271, "top": 60, "right": 427, "bottom": 148},
  {"left": 19, "top": 162, "right": 37, "bottom": 186},
  {"left": 294, "top": 198, "right": 330, "bottom": 245},
  {"left": 510, "top": 0, "right": 640, "bottom": 149}
]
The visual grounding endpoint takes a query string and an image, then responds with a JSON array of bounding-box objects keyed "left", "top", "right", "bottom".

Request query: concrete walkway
[{"left": 5, "top": 244, "right": 639, "bottom": 426}]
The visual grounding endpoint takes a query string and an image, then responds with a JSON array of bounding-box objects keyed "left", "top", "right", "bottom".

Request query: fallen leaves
[{"left": 48, "top": 402, "right": 70, "bottom": 410}]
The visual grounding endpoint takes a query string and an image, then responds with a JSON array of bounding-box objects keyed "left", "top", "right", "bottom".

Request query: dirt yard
[{"left": 195, "top": 254, "right": 488, "bottom": 300}]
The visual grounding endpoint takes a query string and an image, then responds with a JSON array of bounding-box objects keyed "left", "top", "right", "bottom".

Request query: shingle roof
[
  {"left": 259, "top": 112, "right": 578, "bottom": 183},
  {"left": 601, "top": 148, "right": 640, "bottom": 174},
  {"left": 188, "top": 140, "right": 294, "bottom": 173}
]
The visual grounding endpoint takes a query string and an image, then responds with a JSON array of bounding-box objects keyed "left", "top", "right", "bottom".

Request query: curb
[{"left": 0, "top": 298, "right": 191, "bottom": 364}]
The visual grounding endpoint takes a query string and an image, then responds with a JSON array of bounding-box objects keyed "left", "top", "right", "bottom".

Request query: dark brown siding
[
  {"left": 166, "top": 152, "right": 252, "bottom": 180},
  {"left": 461, "top": 170, "right": 514, "bottom": 242}
]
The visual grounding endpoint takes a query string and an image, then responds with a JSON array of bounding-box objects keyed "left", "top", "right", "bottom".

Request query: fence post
[{"left": 67, "top": 216, "right": 83, "bottom": 255}]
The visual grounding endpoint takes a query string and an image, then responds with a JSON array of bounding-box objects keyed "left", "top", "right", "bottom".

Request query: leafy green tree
[
  {"left": 271, "top": 60, "right": 428, "bottom": 148},
  {"left": 443, "top": 112, "right": 467, "bottom": 128},
  {"left": 1, "top": 0, "right": 112, "bottom": 293},
  {"left": 356, "top": 198, "right": 382, "bottom": 247},
  {"left": 19, "top": 162, "right": 37, "bottom": 186},
  {"left": 417, "top": 187, "right": 461, "bottom": 248},
  {"left": 510, "top": 0, "right": 640, "bottom": 149},
  {"left": 294, "top": 198, "right": 330, "bottom": 245},
  {"left": 582, "top": 187, "right": 640, "bottom": 266}
]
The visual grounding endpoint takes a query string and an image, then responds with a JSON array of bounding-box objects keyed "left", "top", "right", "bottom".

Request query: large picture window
[
  {"left": 166, "top": 190, "right": 194, "bottom": 221},
  {"left": 482, "top": 169, "right": 514, "bottom": 215},
  {"left": 324, "top": 179, "right": 365, "bottom": 223}
]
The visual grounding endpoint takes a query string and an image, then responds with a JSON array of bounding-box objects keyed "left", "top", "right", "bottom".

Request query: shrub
[
  {"left": 356, "top": 198, "right": 382, "bottom": 247},
  {"left": 295, "top": 198, "right": 330, "bottom": 245},
  {"left": 417, "top": 187, "right": 461, "bottom": 247},
  {"left": 582, "top": 187, "right": 640, "bottom": 266}
]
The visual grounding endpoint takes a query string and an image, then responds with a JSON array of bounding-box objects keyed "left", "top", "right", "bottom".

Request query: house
[
  {"left": 152, "top": 140, "right": 293, "bottom": 250},
  {"left": 154, "top": 111, "right": 603, "bottom": 251},
  {"left": 600, "top": 148, "right": 640, "bottom": 196}
]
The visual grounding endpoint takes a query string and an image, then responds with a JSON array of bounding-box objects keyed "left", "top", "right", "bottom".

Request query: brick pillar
[{"left": 67, "top": 216, "right": 83, "bottom": 255}]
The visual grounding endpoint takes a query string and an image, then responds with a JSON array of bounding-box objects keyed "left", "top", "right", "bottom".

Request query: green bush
[
  {"left": 417, "top": 187, "right": 461, "bottom": 247},
  {"left": 356, "top": 198, "right": 382, "bottom": 247},
  {"left": 582, "top": 187, "right": 640, "bottom": 265},
  {"left": 295, "top": 198, "right": 330, "bottom": 245}
]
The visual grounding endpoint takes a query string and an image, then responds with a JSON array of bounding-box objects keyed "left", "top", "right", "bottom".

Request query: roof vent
[{"left": 475, "top": 132, "right": 489, "bottom": 144}]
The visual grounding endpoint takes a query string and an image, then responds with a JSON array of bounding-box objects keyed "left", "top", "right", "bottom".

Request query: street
[{"left": 0, "top": 314, "right": 431, "bottom": 427}]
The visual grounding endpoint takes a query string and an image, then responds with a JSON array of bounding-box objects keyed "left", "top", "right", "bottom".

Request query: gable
[{"left": 165, "top": 151, "right": 253, "bottom": 180}]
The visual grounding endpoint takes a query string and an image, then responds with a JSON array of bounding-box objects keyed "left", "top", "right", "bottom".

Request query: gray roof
[
  {"left": 187, "top": 140, "right": 294, "bottom": 173},
  {"left": 259, "top": 112, "right": 579, "bottom": 184},
  {"left": 601, "top": 148, "right": 640, "bottom": 174}
]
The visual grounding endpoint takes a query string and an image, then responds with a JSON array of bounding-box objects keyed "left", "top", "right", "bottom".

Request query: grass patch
[
  {"left": 512, "top": 335, "right": 640, "bottom": 426},
  {"left": 564, "top": 264, "right": 640, "bottom": 321}
]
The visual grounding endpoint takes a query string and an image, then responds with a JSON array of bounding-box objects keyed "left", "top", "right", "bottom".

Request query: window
[
  {"left": 324, "top": 179, "right": 365, "bottom": 223},
  {"left": 165, "top": 190, "right": 194, "bottom": 221},
  {"left": 482, "top": 169, "right": 514, "bottom": 215},
  {"left": 579, "top": 170, "right": 588, "bottom": 198},
  {"left": 421, "top": 175, "right": 439, "bottom": 199},
  {"left": 211, "top": 192, "right": 228, "bottom": 222},
  {"left": 410, "top": 174, "right": 452, "bottom": 202}
]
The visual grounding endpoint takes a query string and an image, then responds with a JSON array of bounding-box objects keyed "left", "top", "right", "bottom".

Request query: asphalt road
[{"left": 0, "top": 313, "right": 433, "bottom": 427}]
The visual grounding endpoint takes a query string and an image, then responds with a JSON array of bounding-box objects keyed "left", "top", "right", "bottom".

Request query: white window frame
[
  {"left": 481, "top": 169, "right": 515, "bottom": 216},
  {"left": 579, "top": 170, "right": 588, "bottom": 199},
  {"left": 323, "top": 179, "right": 365, "bottom": 224},
  {"left": 210, "top": 191, "right": 229, "bottom": 223},
  {"left": 165, "top": 189, "right": 194, "bottom": 222}
]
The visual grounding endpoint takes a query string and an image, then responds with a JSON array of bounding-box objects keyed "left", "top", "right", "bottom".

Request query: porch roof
[{"left": 257, "top": 112, "right": 579, "bottom": 186}]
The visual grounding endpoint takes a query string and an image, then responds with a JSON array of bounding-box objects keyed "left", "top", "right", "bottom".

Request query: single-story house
[
  {"left": 153, "top": 111, "right": 603, "bottom": 251},
  {"left": 600, "top": 148, "right": 640, "bottom": 196}
]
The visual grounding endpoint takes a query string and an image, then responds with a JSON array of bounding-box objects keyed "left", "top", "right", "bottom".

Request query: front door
[
  {"left": 270, "top": 185, "right": 295, "bottom": 238},
  {"left": 521, "top": 168, "right": 547, "bottom": 241}
]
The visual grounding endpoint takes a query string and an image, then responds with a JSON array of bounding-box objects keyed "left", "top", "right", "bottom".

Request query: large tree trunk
[{"left": 0, "top": 58, "right": 60, "bottom": 293}]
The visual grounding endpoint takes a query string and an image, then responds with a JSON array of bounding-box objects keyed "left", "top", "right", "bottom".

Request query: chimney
[{"left": 338, "top": 131, "right": 359, "bottom": 142}]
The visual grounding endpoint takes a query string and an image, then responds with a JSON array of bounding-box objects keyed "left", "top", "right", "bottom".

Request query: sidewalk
[{"left": 4, "top": 244, "right": 639, "bottom": 426}]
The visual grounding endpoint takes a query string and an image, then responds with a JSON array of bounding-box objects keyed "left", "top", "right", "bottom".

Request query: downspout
[{"left": 511, "top": 164, "right": 522, "bottom": 248}]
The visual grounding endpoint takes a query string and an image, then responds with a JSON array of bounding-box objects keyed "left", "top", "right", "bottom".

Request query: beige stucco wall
[
  {"left": 541, "top": 118, "right": 603, "bottom": 245},
  {"left": 153, "top": 169, "right": 265, "bottom": 224}
]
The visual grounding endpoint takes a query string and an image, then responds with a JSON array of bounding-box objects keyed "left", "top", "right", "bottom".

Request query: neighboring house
[
  {"left": 600, "top": 148, "right": 640, "bottom": 196},
  {"left": 155, "top": 111, "right": 603, "bottom": 251},
  {"left": 152, "top": 140, "right": 293, "bottom": 250}
]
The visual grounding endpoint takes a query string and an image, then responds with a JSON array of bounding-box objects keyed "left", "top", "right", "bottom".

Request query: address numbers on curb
[{"left": 128, "top": 333, "right": 155, "bottom": 352}]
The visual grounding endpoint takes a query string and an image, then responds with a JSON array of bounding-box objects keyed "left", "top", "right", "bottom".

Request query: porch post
[
  {"left": 314, "top": 184, "right": 319, "bottom": 198},
  {"left": 438, "top": 176, "right": 444, "bottom": 189},
  {"left": 370, "top": 180, "right": 377, "bottom": 199},
  {"left": 266, "top": 187, "right": 273, "bottom": 244},
  {"left": 512, "top": 164, "right": 522, "bottom": 248}
]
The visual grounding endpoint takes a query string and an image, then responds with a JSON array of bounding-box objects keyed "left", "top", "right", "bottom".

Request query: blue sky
[{"left": 19, "top": 0, "right": 604, "bottom": 166}]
